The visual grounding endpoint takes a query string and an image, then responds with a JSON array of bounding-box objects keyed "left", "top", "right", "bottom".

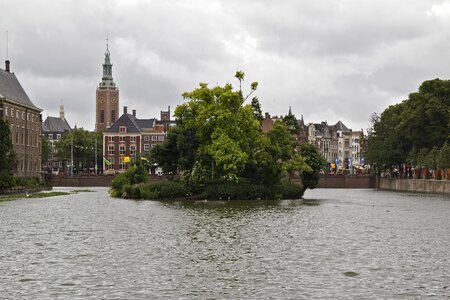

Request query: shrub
[{"left": 0, "top": 172, "right": 16, "bottom": 189}]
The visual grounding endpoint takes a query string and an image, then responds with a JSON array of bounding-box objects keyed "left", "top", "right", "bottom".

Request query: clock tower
[{"left": 95, "top": 39, "right": 119, "bottom": 132}]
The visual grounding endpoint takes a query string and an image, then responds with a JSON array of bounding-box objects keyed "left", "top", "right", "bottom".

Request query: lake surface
[{"left": 1, "top": 188, "right": 449, "bottom": 299}]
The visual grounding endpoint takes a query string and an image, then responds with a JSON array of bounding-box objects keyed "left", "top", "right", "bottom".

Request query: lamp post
[
  {"left": 94, "top": 137, "right": 97, "bottom": 175},
  {"left": 70, "top": 135, "right": 73, "bottom": 176}
]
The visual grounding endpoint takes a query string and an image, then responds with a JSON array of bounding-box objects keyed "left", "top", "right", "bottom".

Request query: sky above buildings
[{"left": 1, "top": 0, "right": 450, "bottom": 132}]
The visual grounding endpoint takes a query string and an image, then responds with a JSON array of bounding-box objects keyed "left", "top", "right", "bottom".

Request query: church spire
[{"left": 99, "top": 36, "right": 116, "bottom": 90}]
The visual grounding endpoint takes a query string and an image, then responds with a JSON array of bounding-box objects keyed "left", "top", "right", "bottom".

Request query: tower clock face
[
  {"left": 99, "top": 96, "right": 104, "bottom": 103},
  {"left": 112, "top": 96, "right": 116, "bottom": 103}
]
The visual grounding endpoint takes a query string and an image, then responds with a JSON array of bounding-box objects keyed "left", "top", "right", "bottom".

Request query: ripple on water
[{"left": 0, "top": 188, "right": 449, "bottom": 299}]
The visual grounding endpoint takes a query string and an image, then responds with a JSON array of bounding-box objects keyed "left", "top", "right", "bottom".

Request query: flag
[
  {"left": 122, "top": 156, "right": 131, "bottom": 163},
  {"left": 103, "top": 157, "right": 112, "bottom": 166},
  {"left": 141, "top": 157, "right": 149, "bottom": 162}
]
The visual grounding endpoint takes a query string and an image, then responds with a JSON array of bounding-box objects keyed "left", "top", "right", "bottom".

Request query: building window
[
  {"left": 5, "top": 107, "right": 8, "bottom": 116},
  {"left": 151, "top": 136, "right": 157, "bottom": 141},
  {"left": 108, "top": 136, "right": 114, "bottom": 142},
  {"left": 119, "top": 126, "right": 126, "bottom": 133},
  {"left": 144, "top": 144, "right": 150, "bottom": 151},
  {"left": 158, "top": 136, "right": 164, "bottom": 141},
  {"left": 107, "top": 158, "right": 115, "bottom": 170},
  {"left": 144, "top": 136, "right": 150, "bottom": 141},
  {"left": 119, "top": 162, "right": 125, "bottom": 170},
  {"left": 119, "top": 136, "right": 126, "bottom": 142},
  {"left": 130, "top": 136, "right": 136, "bottom": 142},
  {"left": 22, "top": 112, "right": 25, "bottom": 120},
  {"left": 100, "top": 110, "right": 105, "bottom": 123},
  {"left": 57, "top": 134, "right": 61, "bottom": 140},
  {"left": 130, "top": 145, "right": 136, "bottom": 156},
  {"left": 151, "top": 144, "right": 156, "bottom": 149},
  {"left": 108, "top": 145, "right": 115, "bottom": 155},
  {"left": 111, "top": 110, "right": 116, "bottom": 123},
  {"left": 119, "top": 145, "right": 126, "bottom": 155},
  {"left": 16, "top": 110, "right": 19, "bottom": 119},
  {"left": 49, "top": 134, "right": 53, "bottom": 140}
]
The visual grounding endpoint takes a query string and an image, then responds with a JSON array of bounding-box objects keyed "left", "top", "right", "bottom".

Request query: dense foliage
[
  {"left": 367, "top": 79, "right": 450, "bottom": 177},
  {"left": 0, "top": 120, "right": 17, "bottom": 189},
  {"left": 112, "top": 72, "right": 325, "bottom": 200},
  {"left": 151, "top": 72, "right": 319, "bottom": 189},
  {"left": 54, "top": 128, "right": 103, "bottom": 174}
]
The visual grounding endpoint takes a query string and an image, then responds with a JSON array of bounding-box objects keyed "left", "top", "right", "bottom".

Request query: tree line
[{"left": 366, "top": 78, "right": 450, "bottom": 179}]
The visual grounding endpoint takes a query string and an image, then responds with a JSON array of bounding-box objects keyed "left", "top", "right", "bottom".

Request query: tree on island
[{"left": 112, "top": 72, "right": 325, "bottom": 200}]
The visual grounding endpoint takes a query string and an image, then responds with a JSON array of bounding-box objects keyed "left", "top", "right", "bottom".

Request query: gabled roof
[
  {"left": 43, "top": 116, "right": 72, "bottom": 133},
  {"left": 333, "top": 120, "right": 349, "bottom": 131},
  {"left": 0, "top": 68, "right": 40, "bottom": 110},
  {"left": 107, "top": 113, "right": 141, "bottom": 133},
  {"left": 136, "top": 118, "right": 156, "bottom": 130}
]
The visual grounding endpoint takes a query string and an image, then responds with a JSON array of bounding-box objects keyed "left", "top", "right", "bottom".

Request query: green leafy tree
[
  {"left": 437, "top": 142, "right": 450, "bottom": 180},
  {"left": 282, "top": 107, "right": 299, "bottom": 134},
  {"left": 0, "top": 120, "right": 17, "bottom": 189},
  {"left": 299, "top": 143, "right": 326, "bottom": 192},
  {"left": 55, "top": 129, "right": 103, "bottom": 174},
  {"left": 165, "top": 72, "right": 262, "bottom": 183},
  {"left": 41, "top": 135, "right": 51, "bottom": 166},
  {"left": 0, "top": 120, "right": 17, "bottom": 175}
]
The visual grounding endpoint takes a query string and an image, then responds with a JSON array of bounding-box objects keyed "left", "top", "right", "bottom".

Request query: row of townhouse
[
  {"left": 262, "top": 112, "right": 365, "bottom": 172},
  {"left": 102, "top": 106, "right": 174, "bottom": 174}
]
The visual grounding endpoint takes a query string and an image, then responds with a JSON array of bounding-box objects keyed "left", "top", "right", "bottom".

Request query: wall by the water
[
  {"left": 379, "top": 178, "right": 450, "bottom": 194},
  {"left": 317, "top": 175, "right": 376, "bottom": 188}
]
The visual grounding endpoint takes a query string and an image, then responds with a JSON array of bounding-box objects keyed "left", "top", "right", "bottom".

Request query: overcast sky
[{"left": 2, "top": 0, "right": 450, "bottom": 132}]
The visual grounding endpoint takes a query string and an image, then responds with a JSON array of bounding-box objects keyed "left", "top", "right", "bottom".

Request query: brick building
[
  {"left": 0, "top": 60, "right": 42, "bottom": 177},
  {"left": 102, "top": 106, "right": 174, "bottom": 174},
  {"left": 95, "top": 41, "right": 119, "bottom": 132}
]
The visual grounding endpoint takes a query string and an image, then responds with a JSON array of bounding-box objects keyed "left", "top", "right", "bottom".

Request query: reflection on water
[{"left": 0, "top": 187, "right": 449, "bottom": 299}]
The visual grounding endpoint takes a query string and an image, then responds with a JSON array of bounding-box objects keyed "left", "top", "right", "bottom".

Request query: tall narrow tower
[{"left": 95, "top": 38, "right": 119, "bottom": 132}]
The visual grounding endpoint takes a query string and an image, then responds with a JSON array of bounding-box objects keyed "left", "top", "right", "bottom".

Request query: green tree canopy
[
  {"left": 54, "top": 129, "right": 103, "bottom": 174},
  {"left": 367, "top": 78, "right": 450, "bottom": 169},
  {"left": 0, "top": 120, "right": 17, "bottom": 175}
]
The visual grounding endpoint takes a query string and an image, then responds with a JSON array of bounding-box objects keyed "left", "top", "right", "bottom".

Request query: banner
[{"left": 103, "top": 157, "right": 112, "bottom": 166}]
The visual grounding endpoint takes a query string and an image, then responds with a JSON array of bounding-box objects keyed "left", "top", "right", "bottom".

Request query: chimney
[
  {"left": 123, "top": 106, "right": 128, "bottom": 114},
  {"left": 132, "top": 109, "right": 136, "bottom": 117},
  {"left": 5, "top": 60, "right": 10, "bottom": 72}
]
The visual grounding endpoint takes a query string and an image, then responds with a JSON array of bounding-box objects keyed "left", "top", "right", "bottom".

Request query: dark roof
[
  {"left": 43, "top": 116, "right": 72, "bottom": 133},
  {"left": 107, "top": 113, "right": 141, "bottom": 133},
  {"left": 333, "top": 120, "right": 349, "bottom": 131},
  {"left": 136, "top": 118, "right": 156, "bottom": 129},
  {"left": 0, "top": 68, "right": 40, "bottom": 110}
]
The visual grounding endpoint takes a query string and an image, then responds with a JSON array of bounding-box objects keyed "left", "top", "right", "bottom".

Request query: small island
[{"left": 110, "top": 72, "right": 325, "bottom": 200}]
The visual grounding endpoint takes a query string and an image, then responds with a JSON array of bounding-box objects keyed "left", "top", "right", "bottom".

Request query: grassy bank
[{"left": 111, "top": 180, "right": 304, "bottom": 200}]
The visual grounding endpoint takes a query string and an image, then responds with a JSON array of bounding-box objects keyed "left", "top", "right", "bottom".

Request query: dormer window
[{"left": 119, "top": 126, "right": 126, "bottom": 133}]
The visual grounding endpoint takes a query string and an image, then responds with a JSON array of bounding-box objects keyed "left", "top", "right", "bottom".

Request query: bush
[{"left": 0, "top": 172, "right": 16, "bottom": 189}]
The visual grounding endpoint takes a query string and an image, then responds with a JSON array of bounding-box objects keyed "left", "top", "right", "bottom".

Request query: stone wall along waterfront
[{"left": 379, "top": 178, "right": 450, "bottom": 194}]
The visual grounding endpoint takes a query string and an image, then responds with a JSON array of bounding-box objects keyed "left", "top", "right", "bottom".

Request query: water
[{"left": 0, "top": 187, "right": 449, "bottom": 299}]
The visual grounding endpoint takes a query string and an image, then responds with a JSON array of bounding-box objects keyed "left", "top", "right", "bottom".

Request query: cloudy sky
[{"left": 2, "top": 0, "right": 450, "bottom": 132}]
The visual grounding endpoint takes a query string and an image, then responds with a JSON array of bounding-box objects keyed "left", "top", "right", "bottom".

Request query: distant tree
[
  {"left": 299, "top": 143, "right": 326, "bottom": 192},
  {"left": 54, "top": 129, "right": 103, "bottom": 174},
  {"left": 41, "top": 135, "right": 51, "bottom": 166},
  {"left": 282, "top": 107, "right": 299, "bottom": 134},
  {"left": 437, "top": 142, "right": 450, "bottom": 180},
  {"left": 367, "top": 78, "right": 450, "bottom": 173},
  {"left": 0, "top": 120, "right": 17, "bottom": 174},
  {"left": 0, "top": 120, "right": 17, "bottom": 189}
]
